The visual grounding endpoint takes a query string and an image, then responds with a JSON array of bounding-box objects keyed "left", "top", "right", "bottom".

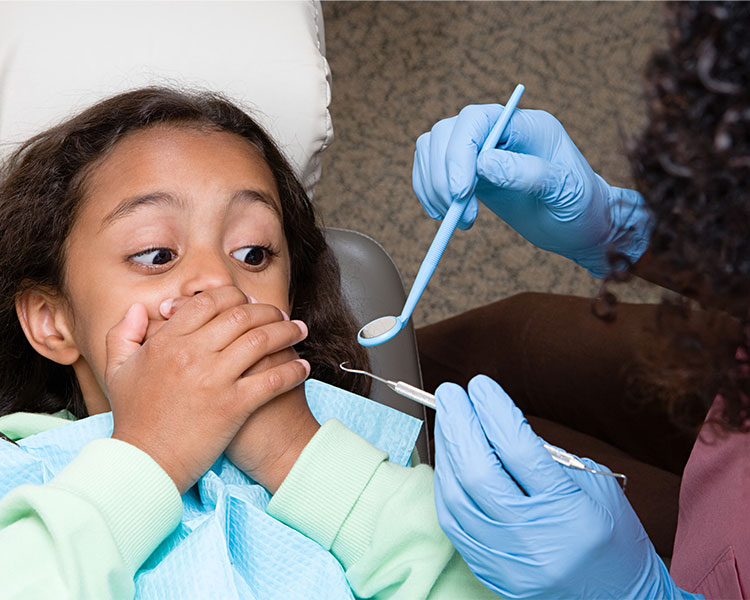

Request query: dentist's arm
[
  {"left": 433, "top": 375, "right": 701, "bottom": 600},
  {"left": 412, "top": 105, "right": 652, "bottom": 278}
]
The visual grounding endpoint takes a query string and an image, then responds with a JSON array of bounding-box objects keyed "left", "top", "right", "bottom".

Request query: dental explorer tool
[
  {"left": 340, "top": 362, "right": 437, "bottom": 409},
  {"left": 357, "top": 84, "right": 525, "bottom": 347},
  {"left": 339, "top": 362, "right": 627, "bottom": 488}
]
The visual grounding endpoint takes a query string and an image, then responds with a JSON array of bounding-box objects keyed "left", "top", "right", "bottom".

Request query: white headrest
[{"left": 0, "top": 1, "right": 332, "bottom": 196}]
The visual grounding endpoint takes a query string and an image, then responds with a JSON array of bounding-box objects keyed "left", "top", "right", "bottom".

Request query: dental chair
[{"left": 0, "top": 0, "right": 430, "bottom": 462}]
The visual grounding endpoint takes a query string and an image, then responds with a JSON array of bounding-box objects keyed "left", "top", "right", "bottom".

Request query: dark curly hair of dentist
[
  {"left": 0, "top": 87, "right": 370, "bottom": 419},
  {"left": 603, "top": 1, "right": 750, "bottom": 431}
]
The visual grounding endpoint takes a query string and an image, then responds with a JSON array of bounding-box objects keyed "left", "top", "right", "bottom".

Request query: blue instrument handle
[{"left": 398, "top": 84, "right": 525, "bottom": 324}]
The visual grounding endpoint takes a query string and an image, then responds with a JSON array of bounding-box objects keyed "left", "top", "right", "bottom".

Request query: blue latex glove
[
  {"left": 412, "top": 105, "right": 652, "bottom": 278},
  {"left": 433, "top": 375, "right": 701, "bottom": 600}
]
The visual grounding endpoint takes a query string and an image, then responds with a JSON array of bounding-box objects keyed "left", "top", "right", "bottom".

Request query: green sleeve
[
  {"left": 267, "top": 419, "right": 499, "bottom": 599},
  {"left": 0, "top": 438, "right": 182, "bottom": 599}
]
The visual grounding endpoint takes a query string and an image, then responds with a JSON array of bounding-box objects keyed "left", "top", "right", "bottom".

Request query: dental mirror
[{"left": 357, "top": 84, "right": 525, "bottom": 347}]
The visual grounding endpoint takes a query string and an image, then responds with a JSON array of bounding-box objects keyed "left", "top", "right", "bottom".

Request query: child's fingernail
[
  {"left": 296, "top": 358, "right": 311, "bottom": 377},
  {"left": 280, "top": 309, "right": 290, "bottom": 321},
  {"left": 245, "top": 294, "right": 258, "bottom": 304},
  {"left": 292, "top": 320, "right": 308, "bottom": 337},
  {"left": 159, "top": 298, "right": 175, "bottom": 319}
]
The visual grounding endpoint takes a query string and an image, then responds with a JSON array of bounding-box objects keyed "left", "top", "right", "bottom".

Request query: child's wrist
[
  {"left": 226, "top": 389, "right": 320, "bottom": 493},
  {"left": 111, "top": 427, "right": 193, "bottom": 495},
  {"left": 259, "top": 414, "right": 320, "bottom": 493}
]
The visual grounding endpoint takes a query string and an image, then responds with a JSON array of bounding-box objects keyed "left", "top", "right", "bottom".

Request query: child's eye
[
  {"left": 130, "top": 247, "right": 176, "bottom": 266},
  {"left": 231, "top": 246, "right": 274, "bottom": 268}
]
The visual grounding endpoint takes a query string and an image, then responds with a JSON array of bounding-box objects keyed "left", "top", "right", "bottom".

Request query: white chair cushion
[{"left": 0, "top": 0, "right": 332, "bottom": 196}]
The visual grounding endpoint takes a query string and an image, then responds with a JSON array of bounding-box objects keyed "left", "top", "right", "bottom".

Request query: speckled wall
[{"left": 316, "top": 1, "right": 668, "bottom": 328}]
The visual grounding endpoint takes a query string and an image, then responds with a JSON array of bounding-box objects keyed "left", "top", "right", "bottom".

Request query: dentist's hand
[
  {"left": 433, "top": 375, "right": 699, "bottom": 600},
  {"left": 412, "top": 105, "right": 652, "bottom": 277}
]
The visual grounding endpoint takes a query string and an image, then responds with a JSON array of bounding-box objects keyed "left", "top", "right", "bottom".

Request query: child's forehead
[
  {"left": 81, "top": 125, "right": 282, "bottom": 216},
  {"left": 104, "top": 124, "right": 270, "bottom": 170}
]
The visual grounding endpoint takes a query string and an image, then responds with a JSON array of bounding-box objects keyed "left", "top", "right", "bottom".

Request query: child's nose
[{"left": 181, "top": 251, "right": 235, "bottom": 296}]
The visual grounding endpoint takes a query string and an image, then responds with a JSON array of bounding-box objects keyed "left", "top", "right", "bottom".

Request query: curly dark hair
[
  {"left": 608, "top": 2, "right": 750, "bottom": 431},
  {"left": 0, "top": 87, "right": 370, "bottom": 418}
]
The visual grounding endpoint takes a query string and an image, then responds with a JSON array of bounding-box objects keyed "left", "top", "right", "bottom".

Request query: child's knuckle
[
  {"left": 228, "top": 305, "right": 251, "bottom": 327},
  {"left": 262, "top": 369, "right": 284, "bottom": 394},
  {"left": 192, "top": 293, "right": 217, "bottom": 313},
  {"left": 197, "top": 371, "right": 217, "bottom": 394},
  {"left": 171, "top": 346, "right": 194, "bottom": 370},
  {"left": 245, "top": 328, "right": 269, "bottom": 353}
]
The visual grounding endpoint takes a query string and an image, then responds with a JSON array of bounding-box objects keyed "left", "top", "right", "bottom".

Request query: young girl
[{"left": 0, "top": 88, "right": 495, "bottom": 599}]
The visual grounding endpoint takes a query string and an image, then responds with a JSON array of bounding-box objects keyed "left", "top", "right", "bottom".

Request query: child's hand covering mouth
[
  {"left": 158, "top": 293, "right": 281, "bottom": 319},
  {"left": 107, "top": 285, "right": 311, "bottom": 494},
  {"left": 159, "top": 296, "right": 192, "bottom": 319},
  {"left": 140, "top": 297, "right": 193, "bottom": 340},
  {"left": 145, "top": 293, "right": 289, "bottom": 340}
]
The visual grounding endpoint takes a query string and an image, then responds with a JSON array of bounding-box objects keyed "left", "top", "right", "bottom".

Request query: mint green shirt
[{"left": 0, "top": 413, "right": 496, "bottom": 599}]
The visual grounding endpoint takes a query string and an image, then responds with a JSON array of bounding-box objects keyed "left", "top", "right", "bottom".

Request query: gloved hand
[
  {"left": 433, "top": 375, "right": 701, "bottom": 600},
  {"left": 412, "top": 105, "right": 652, "bottom": 278}
]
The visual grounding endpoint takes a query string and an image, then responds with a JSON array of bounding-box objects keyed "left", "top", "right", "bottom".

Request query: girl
[{"left": 0, "top": 88, "right": 495, "bottom": 599}]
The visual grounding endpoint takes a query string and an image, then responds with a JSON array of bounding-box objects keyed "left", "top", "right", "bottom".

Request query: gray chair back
[{"left": 324, "top": 228, "right": 430, "bottom": 463}]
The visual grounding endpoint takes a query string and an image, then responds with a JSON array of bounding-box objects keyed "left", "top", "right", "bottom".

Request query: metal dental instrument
[
  {"left": 340, "top": 362, "right": 627, "bottom": 488},
  {"left": 340, "top": 361, "right": 437, "bottom": 409},
  {"left": 357, "top": 84, "right": 525, "bottom": 348}
]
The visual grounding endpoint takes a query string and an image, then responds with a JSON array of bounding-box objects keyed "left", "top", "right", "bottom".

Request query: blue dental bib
[{"left": 0, "top": 380, "right": 423, "bottom": 599}]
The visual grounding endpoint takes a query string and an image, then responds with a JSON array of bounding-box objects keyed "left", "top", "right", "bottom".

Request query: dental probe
[
  {"left": 339, "top": 362, "right": 627, "bottom": 488},
  {"left": 340, "top": 362, "right": 438, "bottom": 409}
]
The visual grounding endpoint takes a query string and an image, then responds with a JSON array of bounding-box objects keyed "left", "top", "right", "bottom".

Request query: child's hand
[
  {"left": 161, "top": 295, "right": 319, "bottom": 493},
  {"left": 105, "top": 286, "right": 310, "bottom": 495},
  {"left": 224, "top": 336, "right": 320, "bottom": 493}
]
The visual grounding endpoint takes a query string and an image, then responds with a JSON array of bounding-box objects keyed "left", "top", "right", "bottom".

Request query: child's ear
[{"left": 16, "top": 287, "right": 80, "bottom": 365}]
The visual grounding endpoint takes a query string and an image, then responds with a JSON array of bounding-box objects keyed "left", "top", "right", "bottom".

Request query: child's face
[{"left": 61, "top": 125, "right": 292, "bottom": 411}]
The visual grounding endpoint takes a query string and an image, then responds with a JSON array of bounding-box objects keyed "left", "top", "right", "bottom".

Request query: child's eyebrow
[
  {"left": 230, "top": 189, "right": 282, "bottom": 220},
  {"left": 100, "top": 191, "right": 183, "bottom": 231},
  {"left": 99, "top": 188, "right": 281, "bottom": 231}
]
